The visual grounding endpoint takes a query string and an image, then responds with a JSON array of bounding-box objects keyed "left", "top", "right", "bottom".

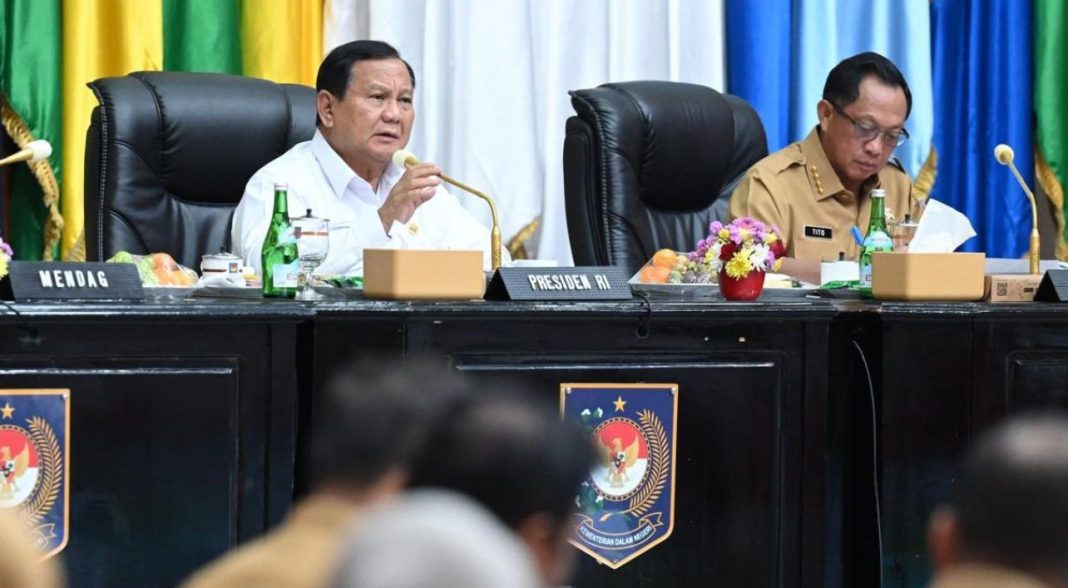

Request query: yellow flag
[
  {"left": 242, "top": 0, "right": 323, "bottom": 86},
  {"left": 61, "top": 0, "right": 163, "bottom": 258}
]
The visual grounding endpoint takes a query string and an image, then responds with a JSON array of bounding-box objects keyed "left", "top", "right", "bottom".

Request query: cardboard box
[
  {"left": 984, "top": 273, "right": 1042, "bottom": 302},
  {"left": 363, "top": 249, "right": 485, "bottom": 300},
  {"left": 872, "top": 252, "right": 986, "bottom": 301}
]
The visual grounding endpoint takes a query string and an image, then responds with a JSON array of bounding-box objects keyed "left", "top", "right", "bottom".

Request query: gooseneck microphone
[
  {"left": 0, "top": 139, "right": 52, "bottom": 167},
  {"left": 994, "top": 144, "right": 1040, "bottom": 274},
  {"left": 392, "top": 149, "right": 502, "bottom": 270}
]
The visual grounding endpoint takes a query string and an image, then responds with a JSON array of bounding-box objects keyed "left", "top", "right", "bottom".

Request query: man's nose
[
  {"left": 863, "top": 135, "right": 884, "bottom": 155},
  {"left": 382, "top": 99, "right": 401, "bottom": 121}
]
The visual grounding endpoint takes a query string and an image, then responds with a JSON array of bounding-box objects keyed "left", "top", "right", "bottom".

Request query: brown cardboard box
[
  {"left": 872, "top": 252, "right": 986, "bottom": 301},
  {"left": 984, "top": 273, "right": 1042, "bottom": 302},
  {"left": 363, "top": 248, "right": 486, "bottom": 300}
]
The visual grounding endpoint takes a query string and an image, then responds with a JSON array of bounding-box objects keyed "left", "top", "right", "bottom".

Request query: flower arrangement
[
  {"left": 0, "top": 236, "right": 10, "bottom": 280},
  {"left": 691, "top": 217, "right": 786, "bottom": 279}
]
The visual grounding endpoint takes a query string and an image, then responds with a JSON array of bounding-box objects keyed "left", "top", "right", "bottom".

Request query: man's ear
[
  {"left": 928, "top": 506, "right": 961, "bottom": 572},
  {"left": 817, "top": 99, "right": 834, "bottom": 132},
  {"left": 316, "top": 90, "right": 336, "bottom": 128}
]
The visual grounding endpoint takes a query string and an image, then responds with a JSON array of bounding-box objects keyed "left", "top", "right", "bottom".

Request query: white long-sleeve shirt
[{"left": 231, "top": 130, "right": 506, "bottom": 276}]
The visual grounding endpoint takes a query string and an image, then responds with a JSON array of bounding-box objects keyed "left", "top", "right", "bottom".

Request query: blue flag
[
  {"left": 931, "top": 0, "right": 1033, "bottom": 257},
  {"left": 725, "top": 0, "right": 794, "bottom": 152}
]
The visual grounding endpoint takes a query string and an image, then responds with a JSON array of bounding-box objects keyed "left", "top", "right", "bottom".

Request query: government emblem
[
  {"left": 561, "top": 383, "right": 677, "bottom": 568},
  {"left": 0, "top": 390, "right": 69, "bottom": 559}
]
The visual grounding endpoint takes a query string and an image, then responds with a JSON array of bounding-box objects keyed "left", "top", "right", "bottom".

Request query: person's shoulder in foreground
[
  {"left": 330, "top": 489, "right": 542, "bottom": 588},
  {"left": 181, "top": 357, "right": 472, "bottom": 588},
  {"left": 927, "top": 412, "right": 1068, "bottom": 588}
]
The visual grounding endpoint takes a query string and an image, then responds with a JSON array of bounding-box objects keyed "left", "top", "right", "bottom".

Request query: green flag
[
  {"left": 0, "top": 0, "right": 62, "bottom": 260},
  {"left": 163, "top": 0, "right": 242, "bottom": 73},
  {"left": 1036, "top": 0, "right": 1068, "bottom": 259}
]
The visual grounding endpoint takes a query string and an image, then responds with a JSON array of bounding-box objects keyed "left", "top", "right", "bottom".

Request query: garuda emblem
[
  {"left": 561, "top": 384, "right": 678, "bottom": 569},
  {"left": 0, "top": 390, "right": 69, "bottom": 559}
]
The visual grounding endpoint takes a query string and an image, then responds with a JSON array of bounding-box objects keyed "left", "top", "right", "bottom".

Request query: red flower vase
[{"left": 718, "top": 269, "right": 765, "bottom": 301}]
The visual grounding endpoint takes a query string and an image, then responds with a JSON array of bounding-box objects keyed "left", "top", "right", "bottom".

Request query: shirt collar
[
  {"left": 800, "top": 127, "right": 881, "bottom": 201},
  {"left": 311, "top": 130, "right": 357, "bottom": 199},
  {"left": 311, "top": 130, "right": 407, "bottom": 199}
]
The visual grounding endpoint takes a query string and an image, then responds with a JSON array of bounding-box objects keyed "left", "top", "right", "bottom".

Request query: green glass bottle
[
  {"left": 261, "top": 183, "right": 299, "bottom": 298},
  {"left": 858, "top": 188, "right": 894, "bottom": 298}
]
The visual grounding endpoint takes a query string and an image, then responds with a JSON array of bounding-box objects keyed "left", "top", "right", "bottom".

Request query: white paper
[{"left": 907, "top": 199, "right": 977, "bottom": 253}]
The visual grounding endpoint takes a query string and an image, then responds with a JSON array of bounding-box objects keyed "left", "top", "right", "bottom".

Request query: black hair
[
  {"left": 307, "top": 357, "right": 468, "bottom": 487},
  {"left": 951, "top": 412, "right": 1068, "bottom": 574},
  {"left": 315, "top": 40, "right": 416, "bottom": 125},
  {"left": 407, "top": 383, "right": 596, "bottom": 530},
  {"left": 822, "top": 51, "right": 912, "bottom": 118}
]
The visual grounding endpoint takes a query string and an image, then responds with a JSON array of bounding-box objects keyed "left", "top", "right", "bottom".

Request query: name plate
[
  {"left": 1035, "top": 269, "right": 1068, "bottom": 302},
  {"left": 485, "top": 266, "right": 631, "bottom": 301},
  {"left": 5, "top": 262, "right": 144, "bottom": 301}
]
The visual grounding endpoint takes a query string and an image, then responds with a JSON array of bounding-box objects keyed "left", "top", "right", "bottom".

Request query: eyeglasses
[{"left": 831, "top": 102, "right": 909, "bottom": 148}]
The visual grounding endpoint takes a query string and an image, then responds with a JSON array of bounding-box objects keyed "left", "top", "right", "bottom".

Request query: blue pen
[{"left": 851, "top": 226, "right": 864, "bottom": 246}]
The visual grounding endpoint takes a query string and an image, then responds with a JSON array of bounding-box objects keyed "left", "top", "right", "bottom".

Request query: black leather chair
[
  {"left": 563, "top": 81, "right": 767, "bottom": 272},
  {"left": 85, "top": 71, "right": 317, "bottom": 268}
]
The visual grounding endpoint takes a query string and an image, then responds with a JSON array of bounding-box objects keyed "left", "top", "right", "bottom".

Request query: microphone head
[
  {"left": 392, "top": 149, "right": 419, "bottom": 168},
  {"left": 994, "top": 144, "right": 1015, "bottom": 165},
  {"left": 26, "top": 140, "right": 52, "bottom": 163}
]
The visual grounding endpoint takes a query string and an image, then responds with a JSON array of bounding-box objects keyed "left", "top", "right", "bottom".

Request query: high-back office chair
[
  {"left": 85, "top": 71, "right": 317, "bottom": 268},
  {"left": 563, "top": 81, "right": 767, "bottom": 272}
]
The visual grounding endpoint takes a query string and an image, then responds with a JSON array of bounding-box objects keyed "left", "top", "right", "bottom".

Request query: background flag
[
  {"left": 0, "top": 0, "right": 63, "bottom": 260},
  {"left": 931, "top": 0, "right": 1032, "bottom": 258},
  {"left": 1035, "top": 0, "right": 1068, "bottom": 259}
]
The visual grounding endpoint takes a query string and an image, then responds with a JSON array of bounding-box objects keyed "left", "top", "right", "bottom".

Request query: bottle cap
[
  {"left": 871, "top": 188, "right": 886, "bottom": 198},
  {"left": 273, "top": 182, "right": 288, "bottom": 190}
]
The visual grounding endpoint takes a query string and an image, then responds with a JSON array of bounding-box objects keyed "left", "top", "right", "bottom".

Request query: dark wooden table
[
  {"left": 0, "top": 300, "right": 309, "bottom": 588},
  {"left": 4, "top": 297, "right": 1066, "bottom": 588}
]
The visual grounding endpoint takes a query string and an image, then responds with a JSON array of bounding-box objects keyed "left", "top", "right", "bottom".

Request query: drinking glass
[{"left": 292, "top": 211, "right": 329, "bottom": 301}]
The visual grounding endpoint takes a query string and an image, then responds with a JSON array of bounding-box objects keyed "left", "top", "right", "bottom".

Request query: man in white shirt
[{"left": 231, "top": 40, "right": 505, "bottom": 276}]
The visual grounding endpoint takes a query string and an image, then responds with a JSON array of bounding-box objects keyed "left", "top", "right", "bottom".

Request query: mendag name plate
[
  {"left": 5, "top": 262, "right": 144, "bottom": 301},
  {"left": 485, "top": 266, "right": 631, "bottom": 301}
]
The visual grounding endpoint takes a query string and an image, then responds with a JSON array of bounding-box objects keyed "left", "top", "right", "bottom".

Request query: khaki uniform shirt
[
  {"left": 180, "top": 495, "right": 360, "bottom": 588},
  {"left": 729, "top": 128, "right": 921, "bottom": 261},
  {"left": 929, "top": 564, "right": 1046, "bottom": 588}
]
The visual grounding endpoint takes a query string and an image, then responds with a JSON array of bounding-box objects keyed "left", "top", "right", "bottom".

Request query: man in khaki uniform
[
  {"left": 180, "top": 360, "right": 469, "bottom": 588},
  {"left": 730, "top": 52, "right": 922, "bottom": 284}
]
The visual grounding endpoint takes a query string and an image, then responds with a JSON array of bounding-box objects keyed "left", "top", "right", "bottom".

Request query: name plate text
[
  {"left": 486, "top": 266, "right": 631, "bottom": 301},
  {"left": 6, "top": 262, "right": 144, "bottom": 301}
]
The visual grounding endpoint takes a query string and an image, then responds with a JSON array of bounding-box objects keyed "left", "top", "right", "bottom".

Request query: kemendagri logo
[{"left": 561, "top": 384, "right": 677, "bottom": 569}]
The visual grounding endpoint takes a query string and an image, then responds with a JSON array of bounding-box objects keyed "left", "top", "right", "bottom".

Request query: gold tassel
[
  {"left": 0, "top": 97, "right": 63, "bottom": 261},
  {"left": 507, "top": 216, "right": 541, "bottom": 260},
  {"left": 912, "top": 147, "right": 938, "bottom": 204},
  {"left": 1035, "top": 148, "right": 1068, "bottom": 261},
  {"left": 64, "top": 230, "right": 86, "bottom": 262}
]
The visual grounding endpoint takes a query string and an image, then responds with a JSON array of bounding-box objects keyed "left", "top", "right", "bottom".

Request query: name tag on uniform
[{"left": 803, "top": 225, "right": 833, "bottom": 239}]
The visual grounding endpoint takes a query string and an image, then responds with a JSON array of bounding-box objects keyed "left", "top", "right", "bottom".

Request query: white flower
[{"left": 748, "top": 244, "right": 770, "bottom": 270}]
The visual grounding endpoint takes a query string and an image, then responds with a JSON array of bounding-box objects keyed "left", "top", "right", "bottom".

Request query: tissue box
[
  {"left": 363, "top": 249, "right": 485, "bottom": 300},
  {"left": 984, "top": 273, "right": 1042, "bottom": 302},
  {"left": 872, "top": 252, "right": 985, "bottom": 301}
]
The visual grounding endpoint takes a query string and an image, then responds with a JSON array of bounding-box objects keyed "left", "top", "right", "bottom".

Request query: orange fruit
[
  {"left": 640, "top": 265, "right": 672, "bottom": 284},
  {"left": 651, "top": 249, "right": 677, "bottom": 268}
]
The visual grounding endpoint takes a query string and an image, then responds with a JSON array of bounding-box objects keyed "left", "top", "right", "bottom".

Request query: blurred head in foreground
[
  {"left": 331, "top": 489, "right": 540, "bottom": 588},
  {"left": 928, "top": 412, "right": 1068, "bottom": 588},
  {"left": 0, "top": 509, "right": 63, "bottom": 588},
  {"left": 407, "top": 384, "right": 596, "bottom": 586},
  {"left": 308, "top": 357, "right": 469, "bottom": 500}
]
